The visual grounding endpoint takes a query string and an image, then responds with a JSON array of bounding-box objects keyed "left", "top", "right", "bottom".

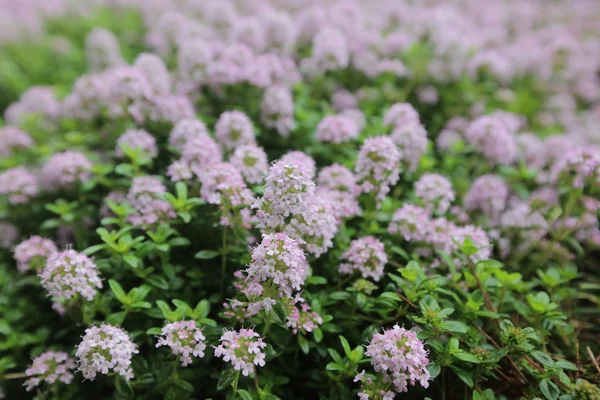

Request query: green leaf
[
  {"left": 531, "top": 350, "right": 554, "bottom": 368},
  {"left": 217, "top": 369, "right": 238, "bottom": 391},
  {"left": 327, "top": 348, "right": 343, "bottom": 364},
  {"left": 174, "top": 379, "right": 194, "bottom": 393},
  {"left": 427, "top": 363, "right": 441, "bottom": 378},
  {"left": 106, "top": 311, "right": 127, "bottom": 325},
  {"left": 439, "top": 321, "right": 469, "bottom": 334},
  {"left": 379, "top": 292, "right": 401, "bottom": 302},
  {"left": 146, "top": 327, "right": 162, "bottom": 335},
  {"left": 391, "top": 246, "right": 410, "bottom": 261},
  {"left": 270, "top": 302, "right": 287, "bottom": 326},
  {"left": 313, "top": 328, "right": 323, "bottom": 343},
  {"left": 298, "top": 335, "right": 310, "bottom": 354},
  {"left": 195, "top": 250, "right": 220, "bottom": 259},
  {"left": 123, "top": 254, "right": 138, "bottom": 268},
  {"left": 115, "top": 376, "right": 134, "bottom": 400},
  {"left": 83, "top": 244, "right": 106, "bottom": 255},
  {"left": 419, "top": 295, "right": 440, "bottom": 311},
  {"left": 194, "top": 300, "right": 211, "bottom": 319},
  {"left": 109, "top": 279, "right": 129, "bottom": 304},
  {"left": 350, "top": 346, "right": 364, "bottom": 362},
  {"left": 306, "top": 276, "right": 327, "bottom": 285},
  {"left": 238, "top": 390, "right": 254, "bottom": 400},
  {"left": 146, "top": 276, "right": 169, "bottom": 290},
  {"left": 540, "top": 379, "right": 559, "bottom": 400},
  {"left": 339, "top": 336, "right": 352, "bottom": 358},
  {"left": 453, "top": 351, "right": 481, "bottom": 364},
  {"left": 156, "top": 300, "right": 173, "bottom": 318},
  {"left": 554, "top": 360, "right": 577, "bottom": 371},
  {"left": 450, "top": 366, "right": 474, "bottom": 388},
  {"left": 178, "top": 211, "right": 192, "bottom": 223},
  {"left": 326, "top": 362, "right": 345, "bottom": 371},
  {"left": 131, "top": 301, "right": 152, "bottom": 309}
]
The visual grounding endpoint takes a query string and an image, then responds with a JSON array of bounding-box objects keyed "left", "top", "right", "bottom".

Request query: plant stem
[
  {"left": 1, "top": 372, "right": 27, "bottom": 379},
  {"left": 231, "top": 370, "right": 240, "bottom": 400},
  {"left": 220, "top": 226, "right": 229, "bottom": 297},
  {"left": 262, "top": 314, "right": 272, "bottom": 337}
]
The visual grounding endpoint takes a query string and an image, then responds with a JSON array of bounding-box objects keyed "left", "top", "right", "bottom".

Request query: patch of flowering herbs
[{"left": 0, "top": 1, "right": 600, "bottom": 400}]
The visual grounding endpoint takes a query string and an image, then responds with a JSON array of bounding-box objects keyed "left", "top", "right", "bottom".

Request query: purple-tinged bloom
[
  {"left": 316, "top": 115, "right": 360, "bottom": 144},
  {"left": 414, "top": 173, "right": 455, "bottom": 215},
  {"left": 24, "top": 351, "right": 76, "bottom": 392},
  {"left": 0, "top": 167, "right": 38, "bottom": 204},
  {"left": 40, "top": 250, "right": 102, "bottom": 302},
  {"left": 261, "top": 85, "right": 295, "bottom": 137},
  {"left": 215, "top": 111, "right": 256, "bottom": 151},
  {"left": 214, "top": 328, "right": 266, "bottom": 377},
  {"left": 230, "top": 145, "right": 269, "bottom": 185},
  {"left": 116, "top": 129, "right": 158, "bottom": 159},
  {"left": 14, "top": 236, "right": 57, "bottom": 273},
  {"left": 76, "top": 324, "right": 138, "bottom": 381},
  {"left": 42, "top": 151, "right": 93, "bottom": 190},
  {"left": 355, "top": 136, "right": 401, "bottom": 203},
  {"left": 340, "top": 237, "right": 387, "bottom": 282},
  {"left": 156, "top": 321, "right": 207, "bottom": 367},
  {"left": 0, "top": 127, "right": 33, "bottom": 156}
]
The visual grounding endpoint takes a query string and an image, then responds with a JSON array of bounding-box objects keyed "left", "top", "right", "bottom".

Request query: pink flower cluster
[
  {"left": 285, "top": 195, "right": 338, "bottom": 257},
  {"left": 169, "top": 119, "right": 209, "bottom": 152},
  {"left": 316, "top": 164, "right": 360, "bottom": 218},
  {"left": 76, "top": 324, "right": 138, "bottom": 381},
  {"left": 383, "top": 103, "right": 420, "bottom": 129},
  {"left": 260, "top": 85, "right": 295, "bottom": 137},
  {"left": 0, "top": 167, "right": 39, "bottom": 205},
  {"left": 0, "top": 127, "right": 34, "bottom": 157},
  {"left": 198, "top": 163, "right": 253, "bottom": 206},
  {"left": 355, "top": 137, "right": 401, "bottom": 203},
  {"left": 280, "top": 151, "right": 316, "bottom": 177},
  {"left": 254, "top": 161, "right": 315, "bottom": 229},
  {"left": 230, "top": 145, "right": 269, "bottom": 185},
  {"left": 390, "top": 122, "right": 428, "bottom": 173},
  {"left": 116, "top": 129, "right": 158, "bottom": 159},
  {"left": 24, "top": 351, "right": 76, "bottom": 392},
  {"left": 359, "top": 325, "right": 430, "bottom": 395},
  {"left": 4, "top": 86, "right": 60, "bottom": 125},
  {"left": 156, "top": 321, "right": 207, "bottom": 367},
  {"left": 388, "top": 205, "right": 430, "bottom": 242},
  {"left": 286, "top": 297, "right": 323, "bottom": 335},
  {"left": 465, "top": 116, "right": 517, "bottom": 165},
  {"left": 85, "top": 28, "right": 124, "bottom": 72},
  {"left": 181, "top": 134, "right": 223, "bottom": 177},
  {"left": 14, "top": 236, "right": 57, "bottom": 273},
  {"left": 126, "top": 176, "right": 176, "bottom": 229},
  {"left": 340, "top": 237, "right": 388, "bottom": 282},
  {"left": 316, "top": 115, "right": 360, "bottom": 144},
  {"left": 214, "top": 328, "right": 266, "bottom": 377},
  {"left": 215, "top": 111, "right": 256, "bottom": 151},
  {"left": 198, "top": 163, "right": 255, "bottom": 229},
  {"left": 42, "top": 151, "right": 93, "bottom": 189},
  {"left": 0, "top": 223, "right": 19, "bottom": 249},
  {"left": 551, "top": 147, "right": 600, "bottom": 188},
  {"left": 464, "top": 174, "right": 509, "bottom": 223},
  {"left": 245, "top": 233, "right": 308, "bottom": 297},
  {"left": 414, "top": 173, "right": 455, "bottom": 215},
  {"left": 40, "top": 250, "right": 102, "bottom": 303}
]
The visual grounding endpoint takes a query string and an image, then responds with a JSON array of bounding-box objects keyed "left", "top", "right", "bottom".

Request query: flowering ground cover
[{"left": 1, "top": 1, "right": 600, "bottom": 399}]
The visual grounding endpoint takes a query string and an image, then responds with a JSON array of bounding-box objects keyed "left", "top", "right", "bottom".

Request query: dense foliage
[{"left": 1, "top": 1, "right": 600, "bottom": 399}]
